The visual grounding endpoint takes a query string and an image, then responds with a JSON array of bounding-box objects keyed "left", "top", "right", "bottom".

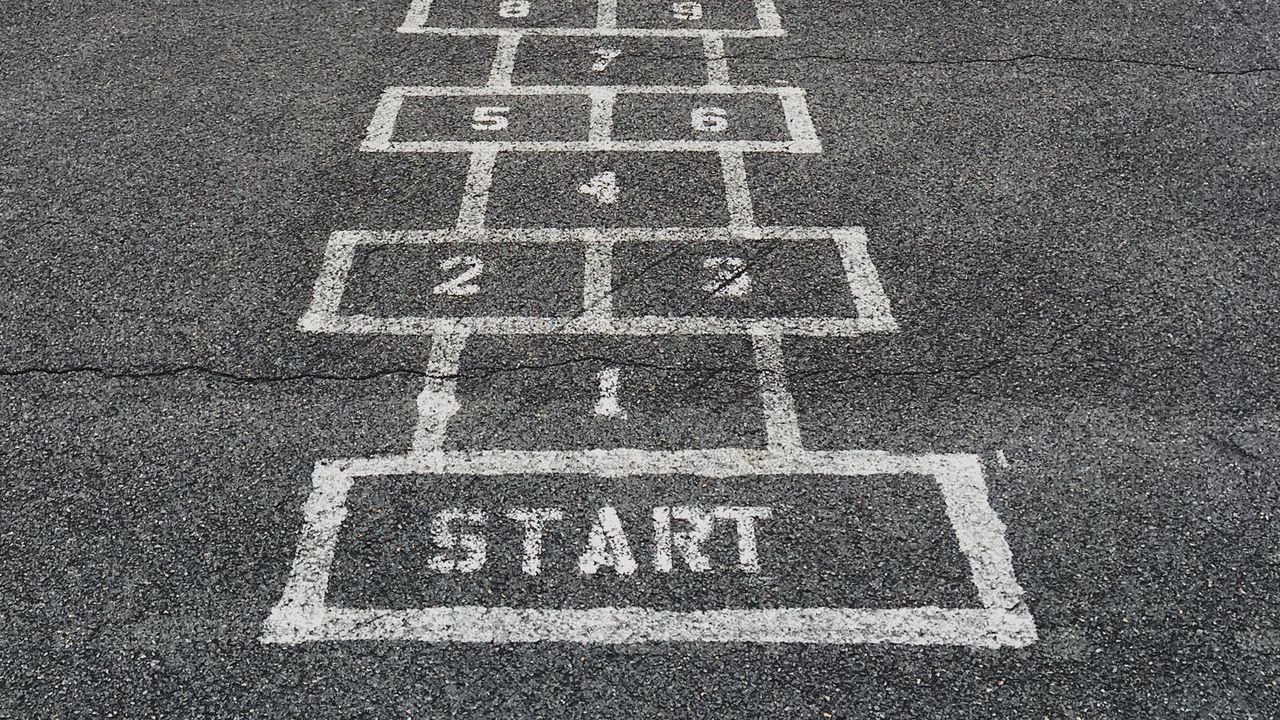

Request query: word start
[{"left": 422, "top": 505, "right": 774, "bottom": 576}]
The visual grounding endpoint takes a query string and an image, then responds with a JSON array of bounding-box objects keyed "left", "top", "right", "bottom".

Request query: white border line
[
  {"left": 582, "top": 230, "right": 614, "bottom": 319},
  {"left": 374, "top": 84, "right": 807, "bottom": 96},
  {"left": 373, "top": 139, "right": 820, "bottom": 153},
  {"left": 596, "top": 0, "right": 617, "bottom": 30},
  {"left": 752, "top": 0, "right": 783, "bottom": 32},
  {"left": 397, "top": 0, "right": 433, "bottom": 33},
  {"left": 306, "top": 315, "right": 896, "bottom": 337},
  {"left": 487, "top": 32, "right": 521, "bottom": 88},
  {"left": 588, "top": 88, "right": 616, "bottom": 143},
  {"left": 719, "top": 149, "right": 754, "bottom": 230},
  {"left": 751, "top": 331, "right": 802, "bottom": 454},
  {"left": 457, "top": 150, "right": 498, "bottom": 230},
  {"left": 412, "top": 325, "right": 471, "bottom": 452},
  {"left": 833, "top": 228, "right": 899, "bottom": 332},
  {"left": 262, "top": 450, "right": 1037, "bottom": 648},
  {"left": 702, "top": 34, "right": 731, "bottom": 87},
  {"left": 398, "top": 27, "right": 786, "bottom": 38}
]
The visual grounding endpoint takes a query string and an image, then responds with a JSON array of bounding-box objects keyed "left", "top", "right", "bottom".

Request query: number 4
[{"left": 472, "top": 106, "right": 510, "bottom": 131}]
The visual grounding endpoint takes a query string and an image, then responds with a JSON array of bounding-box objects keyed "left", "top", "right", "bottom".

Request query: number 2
[{"left": 433, "top": 255, "right": 484, "bottom": 296}]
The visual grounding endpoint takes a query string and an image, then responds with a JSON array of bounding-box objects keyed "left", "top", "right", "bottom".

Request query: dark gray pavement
[{"left": 3, "top": 1, "right": 1279, "bottom": 716}]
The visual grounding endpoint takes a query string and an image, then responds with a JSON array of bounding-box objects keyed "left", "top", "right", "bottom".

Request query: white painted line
[
  {"left": 303, "top": 314, "right": 897, "bottom": 338},
  {"left": 932, "top": 454, "right": 1033, "bottom": 617},
  {"left": 359, "top": 88, "right": 406, "bottom": 153},
  {"left": 719, "top": 149, "right": 755, "bottom": 230},
  {"left": 371, "top": 139, "right": 821, "bottom": 154},
  {"left": 457, "top": 150, "right": 498, "bottom": 230},
  {"left": 488, "top": 33, "right": 521, "bottom": 88},
  {"left": 268, "top": 606, "right": 1035, "bottom": 647},
  {"left": 588, "top": 88, "right": 616, "bottom": 143},
  {"left": 297, "top": 233, "right": 358, "bottom": 333},
  {"left": 261, "top": 462, "right": 353, "bottom": 641},
  {"left": 832, "top": 228, "right": 899, "bottom": 331},
  {"left": 702, "top": 34, "right": 730, "bottom": 87},
  {"left": 379, "top": 84, "right": 809, "bottom": 96},
  {"left": 398, "top": 27, "right": 785, "bottom": 38},
  {"left": 412, "top": 324, "right": 471, "bottom": 452},
  {"left": 311, "top": 226, "right": 881, "bottom": 246},
  {"left": 397, "top": 0, "right": 433, "bottom": 33},
  {"left": 779, "top": 89, "right": 822, "bottom": 153},
  {"left": 581, "top": 231, "right": 614, "bottom": 319},
  {"left": 593, "top": 368, "right": 627, "bottom": 418},
  {"left": 261, "top": 450, "right": 1037, "bottom": 648},
  {"left": 596, "top": 0, "right": 617, "bottom": 30},
  {"left": 753, "top": 0, "right": 783, "bottom": 32},
  {"left": 751, "top": 331, "right": 803, "bottom": 454}
]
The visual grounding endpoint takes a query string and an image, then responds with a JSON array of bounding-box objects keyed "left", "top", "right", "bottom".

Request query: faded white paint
[
  {"left": 593, "top": 367, "right": 626, "bottom": 418},
  {"left": 577, "top": 170, "right": 619, "bottom": 204},
  {"left": 505, "top": 508, "right": 565, "bottom": 575},
  {"left": 578, "top": 506, "right": 637, "bottom": 575},
  {"left": 488, "top": 33, "right": 521, "bottom": 87}
]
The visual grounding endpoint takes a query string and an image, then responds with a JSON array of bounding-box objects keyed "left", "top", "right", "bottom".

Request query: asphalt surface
[{"left": 3, "top": 0, "right": 1280, "bottom": 717}]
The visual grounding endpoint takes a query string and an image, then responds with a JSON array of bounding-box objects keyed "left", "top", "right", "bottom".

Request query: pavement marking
[
  {"left": 412, "top": 324, "right": 470, "bottom": 452},
  {"left": 457, "top": 149, "right": 498, "bottom": 230},
  {"left": 701, "top": 34, "right": 730, "bottom": 87},
  {"left": 751, "top": 331, "right": 802, "bottom": 455},
  {"left": 487, "top": 32, "right": 521, "bottom": 88},
  {"left": 593, "top": 366, "right": 627, "bottom": 419},
  {"left": 719, "top": 148, "right": 754, "bottom": 229},
  {"left": 271, "top": 0, "right": 1038, "bottom": 649}
]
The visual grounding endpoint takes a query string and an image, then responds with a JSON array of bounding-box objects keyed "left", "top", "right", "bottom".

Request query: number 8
[{"left": 498, "top": 0, "right": 530, "bottom": 18}]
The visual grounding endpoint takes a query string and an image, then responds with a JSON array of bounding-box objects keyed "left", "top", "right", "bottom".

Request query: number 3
[
  {"left": 702, "top": 257, "right": 751, "bottom": 297},
  {"left": 433, "top": 255, "right": 484, "bottom": 296}
]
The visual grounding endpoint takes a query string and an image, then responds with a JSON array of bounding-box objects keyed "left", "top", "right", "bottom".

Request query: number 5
[{"left": 472, "top": 106, "right": 510, "bottom": 131}]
